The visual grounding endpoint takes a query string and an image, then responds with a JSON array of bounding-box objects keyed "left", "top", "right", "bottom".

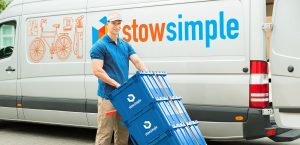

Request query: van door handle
[
  {"left": 288, "top": 65, "right": 294, "bottom": 72},
  {"left": 5, "top": 66, "right": 15, "bottom": 72}
]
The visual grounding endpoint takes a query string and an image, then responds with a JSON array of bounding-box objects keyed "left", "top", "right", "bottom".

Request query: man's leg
[
  {"left": 95, "top": 98, "right": 115, "bottom": 145},
  {"left": 114, "top": 112, "right": 129, "bottom": 145}
]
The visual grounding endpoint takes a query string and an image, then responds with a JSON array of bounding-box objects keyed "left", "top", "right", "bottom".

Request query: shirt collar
[{"left": 104, "top": 34, "right": 121, "bottom": 45}]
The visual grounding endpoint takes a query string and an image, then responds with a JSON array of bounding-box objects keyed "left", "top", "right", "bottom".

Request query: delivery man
[{"left": 90, "top": 12, "right": 148, "bottom": 145}]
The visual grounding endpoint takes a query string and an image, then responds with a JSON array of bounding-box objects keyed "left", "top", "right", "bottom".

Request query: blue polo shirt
[{"left": 90, "top": 34, "right": 136, "bottom": 99}]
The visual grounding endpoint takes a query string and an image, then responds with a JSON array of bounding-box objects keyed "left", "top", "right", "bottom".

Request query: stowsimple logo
[
  {"left": 144, "top": 121, "right": 158, "bottom": 136},
  {"left": 92, "top": 16, "right": 108, "bottom": 44},
  {"left": 92, "top": 11, "right": 240, "bottom": 48},
  {"left": 128, "top": 94, "right": 142, "bottom": 109}
]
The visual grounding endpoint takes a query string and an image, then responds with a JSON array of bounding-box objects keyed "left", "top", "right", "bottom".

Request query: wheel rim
[
  {"left": 56, "top": 35, "right": 72, "bottom": 60},
  {"left": 29, "top": 39, "right": 45, "bottom": 63}
]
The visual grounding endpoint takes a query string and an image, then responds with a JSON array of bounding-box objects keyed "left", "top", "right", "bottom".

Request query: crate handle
[{"left": 156, "top": 96, "right": 181, "bottom": 101}]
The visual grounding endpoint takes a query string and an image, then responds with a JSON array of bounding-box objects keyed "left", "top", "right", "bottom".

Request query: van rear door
[{"left": 271, "top": 0, "right": 300, "bottom": 129}]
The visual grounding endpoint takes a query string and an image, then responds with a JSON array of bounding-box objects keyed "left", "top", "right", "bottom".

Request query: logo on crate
[
  {"left": 144, "top": 121, "right": 158, "bottom": 136},
  {"left": 127, "top": 94, "right": 142, "bottom": 109},
  {"left": 143, "top": 121, "right": 152, "bottom": 129},
  {"left": 127, "top": 94, "right": 136, "bottom": 102}
]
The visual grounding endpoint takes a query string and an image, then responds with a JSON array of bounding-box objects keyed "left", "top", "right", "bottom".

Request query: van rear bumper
[
  {"left": 185, "top": 105, "right": 273, "bottom": 140},
  {"left": 243, "top": 108, "right": 274, "bottom": 139}
]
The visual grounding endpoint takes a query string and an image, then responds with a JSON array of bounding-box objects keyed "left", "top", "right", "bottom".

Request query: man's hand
[{"left": 115, "top": 83, "right": 121, "bottom": 88}]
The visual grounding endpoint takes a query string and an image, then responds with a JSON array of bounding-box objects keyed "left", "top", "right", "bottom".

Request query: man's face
[{"left": 107, "top": 20, "right": 122, "bottom": 35}]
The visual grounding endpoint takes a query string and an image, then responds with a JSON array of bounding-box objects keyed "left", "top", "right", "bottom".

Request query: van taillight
[{"left": 250, "top": 61, "right": 269, "bottom": 108}]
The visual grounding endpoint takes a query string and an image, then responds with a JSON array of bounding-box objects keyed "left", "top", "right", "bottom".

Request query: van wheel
[
  {"left": 55, "top": 35, "right": 72, "bottom": 61},
  {"left": 29, "top": 38, "right": 46, "bottom": 63}
]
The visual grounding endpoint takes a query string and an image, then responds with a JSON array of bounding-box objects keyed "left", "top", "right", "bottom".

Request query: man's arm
[
  {"left": 129, "top": 54, "right": 148, "bottom": 71},
  {"left": 92, "top": 60, "right": 120, "bottom": 88}
]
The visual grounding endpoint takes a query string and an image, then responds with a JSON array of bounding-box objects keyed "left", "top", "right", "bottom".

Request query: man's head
[{"left": 106, "top": 12, "right": 122, "bottom": 36}]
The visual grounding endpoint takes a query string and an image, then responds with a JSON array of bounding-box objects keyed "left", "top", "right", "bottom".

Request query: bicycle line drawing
[
  {"left": 73, "top": 15, "right": 84, "bottom": 59},
  {"left": 28, "top": 15, "right": 84, "bottom": 63}
]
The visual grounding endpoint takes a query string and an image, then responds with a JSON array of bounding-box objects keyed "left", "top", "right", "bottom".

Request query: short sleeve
[
  {"left": 127, "top": 43, "right": 136, "bottom": 57},
  {"left": 90, "top": 41, "right": 105, "bottom": 60}
]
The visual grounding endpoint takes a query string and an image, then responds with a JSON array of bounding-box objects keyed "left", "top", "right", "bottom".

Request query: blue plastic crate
[
  {"left": 155, "top": 121, "right": 206, "bottom": 145},
  {"left": 131, "top": 121, "right": 206, "bottom": 145},
  {"left": 108, "top": 71, "right": 206, "bottom": 145},
  {"left": 108, "top": 71, "right": 176, "bottom": 121},
  {"left": 124, "top": 96, "right": 192, "bottom": 145}
]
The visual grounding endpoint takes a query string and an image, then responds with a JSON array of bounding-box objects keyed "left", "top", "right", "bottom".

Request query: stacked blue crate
[
  {"left": 136, "top": 121, "right": 206, "bottom": 145},
  {"left": 108, "top": 71, "right": 206, "bottom": 145}
]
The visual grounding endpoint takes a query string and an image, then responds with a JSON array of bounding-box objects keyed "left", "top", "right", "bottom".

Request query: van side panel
[
  {"left": 20, "top": 0, "right": 88, "bottom": 126},
  {"left": 0, "top": 0, "right": 274, "bottom": 140},
  {"left": 22, "top": 0, "right": 87, "bottom": 15}
]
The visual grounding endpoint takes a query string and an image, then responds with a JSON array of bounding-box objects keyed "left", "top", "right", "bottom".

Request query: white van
[{"left": 0, "top": 0, "right": 299, "bottom": 142}]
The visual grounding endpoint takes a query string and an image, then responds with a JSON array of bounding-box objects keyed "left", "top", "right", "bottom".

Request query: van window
[{"left": 0, "top": 21, "right": 16, "bottom": 59}]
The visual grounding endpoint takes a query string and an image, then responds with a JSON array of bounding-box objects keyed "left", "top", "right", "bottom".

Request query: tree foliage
[{"left": 0, "top": 0, "right": 9, "bottom": 13}]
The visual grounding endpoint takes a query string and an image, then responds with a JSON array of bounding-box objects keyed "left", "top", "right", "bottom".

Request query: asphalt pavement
[{"left": 0, "top": 120, "right": 299, "bottom": 145}]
